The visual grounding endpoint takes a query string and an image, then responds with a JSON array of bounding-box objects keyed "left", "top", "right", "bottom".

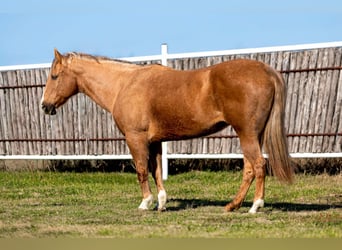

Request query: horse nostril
[
  {"left": 41, "top": 103, "right": 57, "bottom": 115},
  {"left": 41, "top": 104, "right": 47, "bottom": 113},
  {"left": 50, "top": 107, "right": 56, "bottom": 115}
]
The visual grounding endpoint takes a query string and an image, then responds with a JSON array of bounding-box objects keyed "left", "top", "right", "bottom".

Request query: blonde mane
[{"left": 65, "top": 52, "right": 138, "bottom": 66}]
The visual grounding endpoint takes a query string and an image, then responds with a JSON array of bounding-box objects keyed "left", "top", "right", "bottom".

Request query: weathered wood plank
[
  {"left": 324, "top": 48, "right": 341, "bottom": 152},
  {"left": 286, "top": 51, "right": 299, "bottom": 152},
  {"left": 0, "top": 72, "right": 7, "bottom": 154}
]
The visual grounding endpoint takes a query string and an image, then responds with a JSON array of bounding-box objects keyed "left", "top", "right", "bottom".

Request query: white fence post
[{"left": 161, "top": 43, "right": 169, "bottom": 180}]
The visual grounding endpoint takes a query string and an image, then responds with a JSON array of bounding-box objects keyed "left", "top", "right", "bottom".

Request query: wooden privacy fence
[{"left": 0, "top": 42, "right": 342, "bottom": 178}]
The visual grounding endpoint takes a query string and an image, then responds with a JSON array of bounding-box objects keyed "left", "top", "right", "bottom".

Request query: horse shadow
[{"left": 166, "top": 198, "right": 342, "bottom": 212}]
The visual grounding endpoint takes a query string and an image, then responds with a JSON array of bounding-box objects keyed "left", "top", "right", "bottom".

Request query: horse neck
[{"left": 71, "top": 59, "right": 136, "bottom": 113}]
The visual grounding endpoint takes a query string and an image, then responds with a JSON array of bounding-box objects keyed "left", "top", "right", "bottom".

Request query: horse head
[{"left": 41, "top": 49, "right": 78, "bottom": 115}]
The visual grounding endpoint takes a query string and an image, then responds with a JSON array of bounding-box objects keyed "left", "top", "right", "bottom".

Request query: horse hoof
[
  {"left": 248, "top": 199, "right": 264, "bottom": 214},
  {"left": 158, "top": 207, "right": 167, "bottom": 212},
  {"left": 138, "top": 194, "right": 153, "bottom": 210},
  {"left": 224, "top": 201, "right": 243, "bottom": 212},
  {"left": 224, "top": 204, "right": 235, "bottom": 212}
]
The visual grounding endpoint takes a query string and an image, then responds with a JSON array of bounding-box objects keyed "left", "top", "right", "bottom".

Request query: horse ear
[{"left": 54, "top": 48, "right": 63, "bottom": 63}]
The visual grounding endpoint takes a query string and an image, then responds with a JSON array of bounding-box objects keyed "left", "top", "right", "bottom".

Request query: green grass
[{"left": 0, "top": 171, "right": 341, "bottom": 238}]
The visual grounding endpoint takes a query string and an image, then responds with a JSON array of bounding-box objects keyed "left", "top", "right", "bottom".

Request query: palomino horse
[{"left": 41, "top": 49, "right": 293, "bottom": 213}]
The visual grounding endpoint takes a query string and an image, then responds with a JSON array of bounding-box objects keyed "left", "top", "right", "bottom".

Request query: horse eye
[{"left": 51, "top": 74, "right": 58, "bottom": 80}]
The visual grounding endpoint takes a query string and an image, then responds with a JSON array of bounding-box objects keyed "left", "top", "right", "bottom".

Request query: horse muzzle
[{"left": 41, "top": 102, "right": 57, "bottom": 115}]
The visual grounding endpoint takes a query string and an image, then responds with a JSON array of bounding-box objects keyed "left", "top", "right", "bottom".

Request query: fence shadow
[{"left": 166, "top": 198, "right": 342, "bottom": 212}]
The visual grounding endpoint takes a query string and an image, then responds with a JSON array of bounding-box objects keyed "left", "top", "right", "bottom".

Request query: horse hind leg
[
  {"left": 149, "top": 142, "right": 167, "bottom": 211},
  {"left": 225, "top": 157, "right": 255, "bottom": 212},
  {"left": 248, "top": 156, "right": 266, "bottom": 214},
  {"left": 245, "top": 140, "right": 266, "bottom": 214},
  {"left": 225, "top": 135, "right": 266, "bottom": 213}
]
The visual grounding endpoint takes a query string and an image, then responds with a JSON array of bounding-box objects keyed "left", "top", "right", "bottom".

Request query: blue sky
[{"left": 1, "top": 0, "right": 342, "bottom": 66}]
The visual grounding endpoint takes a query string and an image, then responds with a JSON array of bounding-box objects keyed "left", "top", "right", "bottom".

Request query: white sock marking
[
  {"left": 157, "top": 190, "right": 167, "bottom": 211},
  {"left": 138, "top": 194, "right": 153, "bottom": 210},
  {"left": 248, "top": 199, "right": 264, "bottom": 214}
]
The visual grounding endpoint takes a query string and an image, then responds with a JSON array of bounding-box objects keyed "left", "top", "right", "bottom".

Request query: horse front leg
[
  {"left": 149, "top": 142, "right": 167, "bottom": 211},
  {"left": 126, "top": 134, "right": 153, "bottom": 210}
]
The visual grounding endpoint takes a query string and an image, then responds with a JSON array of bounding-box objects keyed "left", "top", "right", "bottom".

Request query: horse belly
[
  {"left": 148, "top": 107, "right": 227, "bottom": 142},
  {"left": 148, "top": 78, "right": 227, "bottom": 141}
]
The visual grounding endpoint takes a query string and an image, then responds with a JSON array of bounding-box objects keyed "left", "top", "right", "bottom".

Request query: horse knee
[{"left": 136, "top": 161, "right": 149, "bottom": 181}]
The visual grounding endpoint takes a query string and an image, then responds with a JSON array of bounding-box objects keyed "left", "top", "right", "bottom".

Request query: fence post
[{"left": 161, "top": 43, "right": 169, "bottom": 180}]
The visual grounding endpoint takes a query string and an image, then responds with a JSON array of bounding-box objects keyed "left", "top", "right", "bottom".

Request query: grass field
[{"left": 0, "top": 171, "right": 341, "bottom": 238}]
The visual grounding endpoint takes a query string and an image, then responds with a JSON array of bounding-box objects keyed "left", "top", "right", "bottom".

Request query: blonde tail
[{"left": 262, "top": 71, "right": 294, "bottom": 183}]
